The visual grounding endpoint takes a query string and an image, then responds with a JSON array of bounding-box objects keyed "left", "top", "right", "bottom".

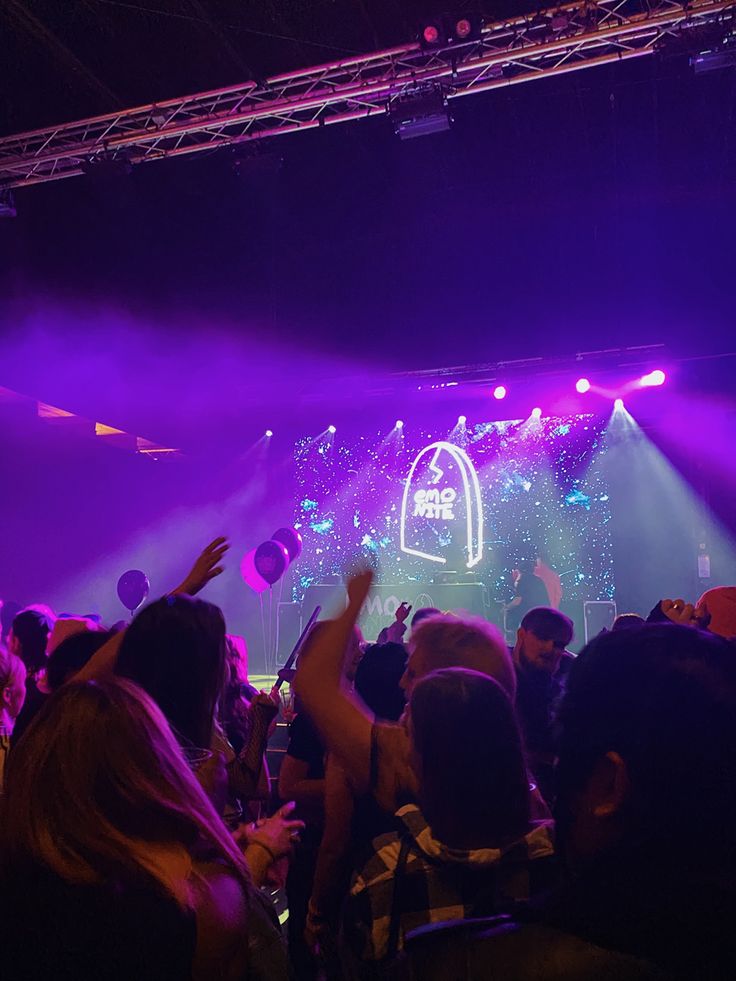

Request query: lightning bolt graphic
[{"left": 428, "top": 448, "right": 444, "bottom": 484}]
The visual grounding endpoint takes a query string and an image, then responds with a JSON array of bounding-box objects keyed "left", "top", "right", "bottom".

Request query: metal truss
[{"left": 1, "top": 0, "right": 733, "bottom": 189}]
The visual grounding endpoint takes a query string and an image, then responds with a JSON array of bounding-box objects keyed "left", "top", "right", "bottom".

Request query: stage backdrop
[{"left": 293, "top": 413, "right": 614, "bottom": 622}]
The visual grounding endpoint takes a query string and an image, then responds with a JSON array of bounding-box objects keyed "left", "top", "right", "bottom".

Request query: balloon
[
  {"left": 271, "top": 527, "right": 303, "bottom": 564},
  {"left": 240, "top": 548, "right": 269, "bottom": 594},
  {"left": 254, "top": 540, "right": 289, "bottom": 586},
  {"left": 117, "top": 570, "right": 150, "bottom": 612}
]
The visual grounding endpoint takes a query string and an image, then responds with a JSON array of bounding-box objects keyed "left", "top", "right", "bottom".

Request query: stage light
[
  {"left": 640, "top": 369, "right": 666, "bottom": 387},
  {"left": 493, "top": 385, "right": 507, "bottom": 400},
  {"left": 576, "top": 378, "right": 591, "bottom": 394},
  {"left": 328, "top": 425, "right": 336, "bottom": 434},
  {"left": 395, "top": 420, "right": 404, "bottom": 429},
  {"left": 458, "top": 415, "right": 467, "bottom": 425},
  {"left": 614, "top": 398, "right": 625, "bottom": 411},
  {"left": 532, "top": 407, "right": 542, "bottom": 419},
  {"left": 265, "top": 429, "right": 273, "bottom": 437},
  {"left": 455, "top": 18, "right": 472, "bottom": 38},
  {"left": 422, "top": 23, "right": 440, "bottom": 44},
  {"left": 389, "top": 84, "right": 451, "bottom": 140}
]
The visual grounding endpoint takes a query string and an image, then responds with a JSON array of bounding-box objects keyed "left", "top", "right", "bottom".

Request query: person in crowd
[
  {"left": 7, "top": 606, "right": 54, "bottom": 744},
  {"left": 0, "top": 648, "right": 26, "bottom": 791},
  {"left": 0, "top": 678, "right": 290, "bottom": 981},
  {"left": 694, "top": 585, "right": 736, "bottom": 638},
  {"left": 406, "top": 623, "right": 736, "bottom": 979},
  {"left": 376, "top": 604, "right": 441, "bottom": 646},
  {"left": 45, "top": 628, "right": 113, "bottom": 691},
  {"left": 505, "top": 560, "right": 550, "bottom": 631},
  {"left": 511, "top": 606, "right": 575, "bottom": 804},
  {"left": 293, "top": 570, "right": 518, "bottom": 826},
  {"left": 611, "top": 612, "right": 646, "bottom": 631},
  {"left": 306, "top": 641, "right": 408, "bottom": 969},
  {"left": 535, "top": 550, "right": 563, "bottom": 609},
  {"left": 343, "top": 668, "right": 555, "bottom": 970}
]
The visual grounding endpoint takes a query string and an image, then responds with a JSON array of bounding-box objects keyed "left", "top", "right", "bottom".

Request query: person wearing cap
[
  {"left": 511, "top": 606, "right": 575, "bottom": 805},
  {"left": 695, "top": 586, "right": 736, "bottom": 639}
]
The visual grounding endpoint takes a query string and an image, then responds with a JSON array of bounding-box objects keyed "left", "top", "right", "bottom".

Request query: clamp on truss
[{"left": 0, "top": 0, "right": 733, "bottom": 189}]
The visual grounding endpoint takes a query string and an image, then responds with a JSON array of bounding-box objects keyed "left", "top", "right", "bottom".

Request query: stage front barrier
[{"left": 299, "top": 582, "right": 491, "bottom": 647}]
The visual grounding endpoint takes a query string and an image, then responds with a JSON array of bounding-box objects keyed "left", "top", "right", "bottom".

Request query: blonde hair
[
  {"left": 0, "top": 679, "right": 250, "bottom": 907},
  {"left": 410, "top": 614, "right": 516, "bottom": 700}
]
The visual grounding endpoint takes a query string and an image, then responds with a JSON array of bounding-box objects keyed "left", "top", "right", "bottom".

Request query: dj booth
[{"left": 290, "top": 581, "right": 491, "bottom": 648}]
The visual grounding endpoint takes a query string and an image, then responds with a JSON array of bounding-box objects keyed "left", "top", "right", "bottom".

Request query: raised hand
[
  {"left": 172, "top": 537, "right": 229, "bottom": 596},
  {"left": 661, "top": 598, "right": 699, "bottom": 626},
  {"left": 237, "top": 801, "right": 305, "bottom": 862},
  {"left": 395, "top": 601, "right": 413, "bottom": 623}
]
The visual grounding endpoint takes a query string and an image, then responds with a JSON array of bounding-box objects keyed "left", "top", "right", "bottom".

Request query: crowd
[{"left": 1, "top": 538, "right": 736, "bottom": 980}]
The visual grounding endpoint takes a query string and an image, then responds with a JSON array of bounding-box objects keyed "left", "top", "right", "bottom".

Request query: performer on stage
[{"left": 504, "top": 559, "right": 549, "bottom": 631}]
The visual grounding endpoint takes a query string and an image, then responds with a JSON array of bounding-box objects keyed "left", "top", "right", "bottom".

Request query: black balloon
[
  {"left": 254, "top": 540, "right": 289, "bottom": 585},
  {"left": 271, "top": 527, "right": 303, "bottom": 564},
  {"left": 117, "top": 570, "right": 150, "bottom": 612}
]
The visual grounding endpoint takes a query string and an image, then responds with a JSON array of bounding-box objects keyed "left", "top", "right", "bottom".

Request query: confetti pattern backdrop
[{"left": 294, "top": 414, "right": 614, "bottom": 605}]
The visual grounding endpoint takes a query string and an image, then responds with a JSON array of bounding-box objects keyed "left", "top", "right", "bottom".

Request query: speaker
[{"left": 583, "top": 601, "right": 617, "bottom": 643}]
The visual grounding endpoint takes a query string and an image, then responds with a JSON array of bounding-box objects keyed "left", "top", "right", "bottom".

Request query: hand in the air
[
  {"left": 395, "top": 601, "right": 413, "bottom": 624},
  {"left": 236, "top": 801, "right": 305, "bottom": 862},
  {"left": 661, "top": 598, "right": 699, "bottom": 626},
  {"left": 174, "top": 537, "right": 229, "bottom": 596}
]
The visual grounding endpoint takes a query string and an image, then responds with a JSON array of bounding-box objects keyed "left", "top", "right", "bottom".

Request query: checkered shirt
[{"left": 344, "top": 803, "right": 555, "bottom": 963}]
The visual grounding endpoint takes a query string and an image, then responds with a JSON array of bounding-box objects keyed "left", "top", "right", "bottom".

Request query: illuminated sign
[{"left": 400, "top": 441, "right": 483, "bottom": 568}]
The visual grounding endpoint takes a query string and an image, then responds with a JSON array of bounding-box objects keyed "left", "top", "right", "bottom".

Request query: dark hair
[
  {"left": 411, "top": 668, "right": 530, "bottom": 845},
  {"left": 116, "top": 595, "right": 227, "bottom": 749},
  {"left": 555, "top": 624, "right": 736, "bottom": 865},
  {"left": 521, "top": 607, "right": 574, "bottom": 645},
  {"left": 46, "top": 631, "right": 112, "bottom": 691},
  {"left": 354, "top": 643, "right": 407, "bottom": 722},
  {"left": 11, "top": 609, "right": 54, "bottom": 672},
  {"left": 611, "top": 613, "right": 646, "bottom": 632},
  {"left": 518, "top": 560, "right": 535, "bottom": 575},
  {"left": 411, "top": 607, "right": 441, "bottom": 628}
]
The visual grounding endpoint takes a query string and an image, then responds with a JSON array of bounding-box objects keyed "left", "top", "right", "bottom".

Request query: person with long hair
[
  {"left": 0, "top": 678, "right": 289, "bottom": 980},
  {"left": 0, "top": 647, "right": 25, "bottom": 791},
  {"left": 343, "top": 667, "right": 555, "bottom": 968}
]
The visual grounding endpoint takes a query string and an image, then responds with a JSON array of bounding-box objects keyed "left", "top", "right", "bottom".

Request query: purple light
[
  {"left": 614, "top": 398, "right": 625, "bottom": 411},
  {"left": 493, "top": 385, "right": 507, "bottom": 400},
  {"left": 576, "top": 377, "right": 591, "bottom": 394},
  {"left": 640, "top": 369, "right": 666, "bottom": 387},
  {"left": 531, "top": 407, "right": 542, "bottom": 419},
  {"left": 458, "top": 415, "right": 467, "bottom": 425},
  {"left": 328, "top": 425, "right": 336, "bottom": 434},
  {"left": 395, "top": 419, "right": 404, "bottom": 429},
  {"left": 265, "top": 429, "right": 273, "bottom": 437}
]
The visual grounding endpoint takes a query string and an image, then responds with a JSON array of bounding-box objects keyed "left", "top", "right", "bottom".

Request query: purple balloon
[
  {"left": 241, "top": 548, "right": 269, "bottom": 594},
  {"left": 254, "top": 540, "right": 289, "bottom": 586},
  {"left": 271, "top": 527, "right": 303, "bottom": 564},
  {"left": 117, "top": 569, "right": 150, "bottom": 612}
]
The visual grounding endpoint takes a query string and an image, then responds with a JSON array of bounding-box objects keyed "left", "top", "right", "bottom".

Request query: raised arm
[
  {"left": 292, "top": 570, "right": 374, "bottom": 793},
  {"left": 75, "top": 537, "right": 230, "bottom": 682}
]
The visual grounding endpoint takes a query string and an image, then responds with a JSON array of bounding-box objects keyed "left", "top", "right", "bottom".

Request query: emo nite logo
[
  {"left": 413, "top": 487, "right": 457, "bottom": 520},
  {"left": 400, "top": 441, "right": 483, "bottom": 568}
]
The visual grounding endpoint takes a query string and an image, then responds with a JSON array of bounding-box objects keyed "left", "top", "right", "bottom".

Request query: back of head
[
  {"left": 697, "top": 586, "right": 736, "bottom": 639},
  {"left": 46, "top": 630, "right": 113, "bottom": 691},
  {"left": 411, "top": 668, "right": 530, "bottom": 844},
  {"left": 411, "top": 614, "right": 515, "bottom": 700},
  {"left": 611, "top": 613, "right": 646, "bottom": 632},
  {"left": 354, "top": 642, "right": 407, "bottom": 721},
  {"left": 0, "top": 678, "right": 248, "bottom": 902},
  {"left": 116, "top": 595, "right": 226, "bottom": 748},
  {"left": 11, "top": 608, "right": 55, "bottom": 672},
  {"left": 411, "top": 607, "right": 441, "bottom": 628},
  {"left": 556, "top": 624, "right": 736, "bottom": 867}
]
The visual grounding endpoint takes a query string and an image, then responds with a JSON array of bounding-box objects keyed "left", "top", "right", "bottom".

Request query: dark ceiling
[
  {"left": 1, "top": 0, "right": 507, "bottom": 135},
  {"left": 1, "top": 1, "right": 735, "bottom": 452}
]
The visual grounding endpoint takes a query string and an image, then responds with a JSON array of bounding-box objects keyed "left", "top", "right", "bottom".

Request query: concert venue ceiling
[{"left": 1, "top": 1, "right": 734, "bottom": 453}]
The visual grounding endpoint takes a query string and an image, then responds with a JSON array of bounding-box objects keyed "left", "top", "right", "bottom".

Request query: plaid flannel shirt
[{"left": 345, "top": 803, "right": 555, "bottom": 963}]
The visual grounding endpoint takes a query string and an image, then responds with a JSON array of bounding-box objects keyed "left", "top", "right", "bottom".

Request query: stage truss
[{"left": 0, "top": 0, "right": 733, "bottom": 189}]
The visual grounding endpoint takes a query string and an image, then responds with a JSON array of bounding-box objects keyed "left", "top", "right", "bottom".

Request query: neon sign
[{"left": 400, "top": 441, "right": 483, "bottom": 568}]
